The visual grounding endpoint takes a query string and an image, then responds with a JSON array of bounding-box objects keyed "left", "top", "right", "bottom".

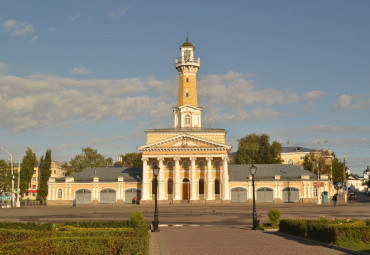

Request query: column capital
[
  {"left": 189, "top": 157, "right": 197, "bottom": 162},
  {"left": 206, "top": 157, "right": 213, "bottom": 162},
  {"left": 222, "top": 156, "right": 229, "bottom": 162},
  {"left": 174, "top": 157, "right": 181, "bottom": 162},
  {"left": 157, "top": 157, "right": 164, "bottom": 162},
  {"left": 141, "top": 157, "right": 149, "bottom": 162}
]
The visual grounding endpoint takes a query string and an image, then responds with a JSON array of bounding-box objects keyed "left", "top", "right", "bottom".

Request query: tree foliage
[
  {"left": 63, "top": 147, "right": 113, "bottom": 175},
  {"left": 20, "top": 148, "right": 37, "bottom": 196},
  {"left": 0, "top": 160, "right": 11, "bottom": 192},
  {"left": 38, "top": 149, "right": 52, "bottom": 200},
  {"left": 234, "top": 133, "right": 282, "bottom": 164},
  {"left": 120, "top": 153, "right": 143, "bottom": 168}
]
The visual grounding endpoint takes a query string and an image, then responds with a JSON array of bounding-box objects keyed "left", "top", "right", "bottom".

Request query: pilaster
[
  {"left": 222, "top": 157, "right": 230, "bottom": 200},
  {"left": 158, "top": 157, "right": 165, "bottom": 200},
  {"left": 190, "top": 157, "right": 197, "bottom": 200}
]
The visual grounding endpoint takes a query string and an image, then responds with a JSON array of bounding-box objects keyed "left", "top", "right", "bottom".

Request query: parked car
[{"left": 348, "top": 193, "right": 357, "bottom": 200}]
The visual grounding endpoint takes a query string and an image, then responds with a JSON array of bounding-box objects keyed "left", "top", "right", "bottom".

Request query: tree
[
  {"left": 63, "top": 147, "right": 113, "bottom": 175},
  {"left": 331, "top": 153, "right": 344, "bottom": 188},
  {"left": 0, "top": 160, "right": 11, "bottom": 192},
  {"left": 234, "top": 133, "right": 282, "bottom": 164},
  {"left": 303, "top": 151, "right": 332, "bottom": 176},
  {"left": 120, "top": 153, "right": 143, "bottom": 168},
  {"left": 20, "top": 148, "right": 37, "bottom": 196},
  {"left": 365, "top": 179, "right": 370, "bottom": 188},
  {"left": 37, "top": 149, "right": 52, "bottom": 201}
]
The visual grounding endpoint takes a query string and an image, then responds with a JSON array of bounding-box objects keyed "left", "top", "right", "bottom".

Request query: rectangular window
[
  {"left": 34, "top": 170, "right": 36, "bottom": 174},
  {"left": 33, "top": 177, "right": 36, "bottom": 181},
  {"left": 186, "top": 77, "right": 189, "bottom": 82}
]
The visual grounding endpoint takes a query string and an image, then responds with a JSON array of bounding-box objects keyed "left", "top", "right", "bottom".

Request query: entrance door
[
  {"left": 100, "top": 189, "right": 116, "bottom": 204},
  {"left": 182, "top": 179, "right": 190, "bottom": 200},
  {"left": 75, "top": 189, "right": 92, "bottom": 204},
  {"left": 231, "top": 187, "right": 248, "bottom": 203},
  {"left": 256, "top": 187, "right": 274, "bottom": 202},
  {"left": 282, "top": 187, "right": 300, "bottom": 203},
  {"left": 125, "top": 188, "right": 141, "bottom": 204}
]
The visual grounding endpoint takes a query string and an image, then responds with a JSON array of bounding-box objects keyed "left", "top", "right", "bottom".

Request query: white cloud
[
  {"left": 197, "top": 71, "right": 325, "bottom": 124},
  {"left": 107, "top": 7, "right": 128, "bottom": 19},
  {"left": 334, "top": 93, "right": 370, "bottom": 110},
  {"left": 334, "top": 95, "right": 352, "bottom": 109},
  {"left": 0, "top": 74, "right": 169, "bottom": 131},
  {"left": 3, "top": 19, "right": 35, "bottom": 36},
  {"left": 30, "top": 35, "right": 38, "bottom": 43},
  {"left": 70, "top": 66, "right": 91, "bottom": 75}
]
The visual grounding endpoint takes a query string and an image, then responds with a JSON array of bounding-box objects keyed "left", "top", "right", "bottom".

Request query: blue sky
[{"left": 0, "top": 0, "right": 369, "bottom": 174}]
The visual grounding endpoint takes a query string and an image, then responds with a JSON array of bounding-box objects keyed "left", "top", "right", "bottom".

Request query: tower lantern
[{"left": 173, "top": 38, "right": 203, "bottom": 128}]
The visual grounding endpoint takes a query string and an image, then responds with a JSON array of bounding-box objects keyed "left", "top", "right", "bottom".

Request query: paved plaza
[{"left": 1, "top": 203, "right": 369, "bottom": 254}]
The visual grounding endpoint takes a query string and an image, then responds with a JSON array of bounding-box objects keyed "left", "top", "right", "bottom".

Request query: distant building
[
  {"left": 347, "top": 166, "right": 370, "bottom": 192},
  {"left": 23, "top": 160, "right": 65, "bottom": 200}
]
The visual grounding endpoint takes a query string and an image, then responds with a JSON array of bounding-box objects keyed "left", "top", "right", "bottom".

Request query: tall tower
[{"left": 173, "top": 38, "right": 203, "bottom": 128}]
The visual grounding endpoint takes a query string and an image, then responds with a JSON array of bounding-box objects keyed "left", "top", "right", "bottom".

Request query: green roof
[{"left": 181, "top": 38, "right": 194, "bottom": 47}]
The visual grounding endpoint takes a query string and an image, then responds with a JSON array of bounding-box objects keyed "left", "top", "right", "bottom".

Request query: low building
[{"left": 47, "top": 164, "right": 331, "bottom": 205}]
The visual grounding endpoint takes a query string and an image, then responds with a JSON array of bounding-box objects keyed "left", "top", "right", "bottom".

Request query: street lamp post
[
  {"left": 152, "top": 165, "right": 160, "bottom": 232},
  {"left": 1, "top": 147, "right": 14, "bottom": 207},
  {"left": 250, "top": 164, "right": 258, "bottom": 230}
]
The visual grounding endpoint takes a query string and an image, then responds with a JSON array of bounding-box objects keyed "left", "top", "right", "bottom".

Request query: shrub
[
  {"left": 279, "top": 219, "right": 311, "bottom": 237},
  {"left": 268, "top": 209, "right": 282, "bottom": 227},
  {"left": 63, "top": 220, "right": 131, "bottom": 228},
  {"left": 130, "top": 211, "right": 146, "bottom": 228},
  {"left": 318, "top": 216, "right": 328, "bottom": 223},
  {"left": 0, "top": 222, "right": 54, "bottom": 231}
]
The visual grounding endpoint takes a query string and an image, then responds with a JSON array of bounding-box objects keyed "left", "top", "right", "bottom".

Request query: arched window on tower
[
  {"left": 186, "top": 89, "right": 189, "bottom": 97},
  {"left": 185, "top": 115, "right": 191, "bottom": 126}
]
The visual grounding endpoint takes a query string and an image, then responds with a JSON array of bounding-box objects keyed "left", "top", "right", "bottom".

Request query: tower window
[
  {"left": 186, "top": 90, "right": 189, "bottom": 97},
  {"left": 185, "top": 115, "right": 191, "bottom": 125},
  {"left": 186, "top": 77, "right": 189, "bottom": 82}
]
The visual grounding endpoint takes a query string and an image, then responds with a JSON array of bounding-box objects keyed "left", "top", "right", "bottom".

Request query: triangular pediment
[{"left": 138, "top": 134, "right": 231, "bottom": 151}]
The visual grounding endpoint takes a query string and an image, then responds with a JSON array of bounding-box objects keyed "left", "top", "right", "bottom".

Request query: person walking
[
  {"left": 332, "top": 193, "right": 338, "bottom": 206},
  {"left": 73, "top": 198, "right": 76, "bottom": 207}
]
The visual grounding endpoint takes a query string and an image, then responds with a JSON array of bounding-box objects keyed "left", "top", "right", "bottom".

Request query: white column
[
  {"left": 52, "top": 185, "right": 56, "bottom": 200},
  {"left": 303, "top": 182, "right": 306, "bottom": 198},
  {"left": 174, "top": 157, "right": 181, "bottom": 200},
  {"left": 274, "top": 182, "right": 278, "bottom": 198},
  {"left": 206, "top": 157, "right": 213, "bottom": 200},
  {"left": 158, "top": 157, "right": 165, "bottom": 200},
  {"left": 69, "top": 185, "right": 72, "bottom": 200},
  {"left": 48, "top": 185, "right": 51, "bottom": 200},
  {"left": 190, "top": 157, "right": 197, "bottom": 200},
  {"left": 222, "top": 157, "right": 230, "bottom": 200},
  {"left": 308, "top": 183, "right": 312, "bottom": 198},
  {"left": 248, "top": 182, "right": 252, "bottom": 200},
  {"left": 64, "top": 185, "right": 67, "bottom": 200},
  {"left": 141, "top": 158, "right": 149, "bottom": 200}
]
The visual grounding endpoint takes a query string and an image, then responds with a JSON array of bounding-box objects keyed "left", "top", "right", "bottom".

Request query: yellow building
[{"left": 48, "top": 39, "right": 331, "bottom": 205}]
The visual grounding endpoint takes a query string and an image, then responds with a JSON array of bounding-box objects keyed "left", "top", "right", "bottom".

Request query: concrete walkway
[{"left": 150, "top": 225, "right": 350, "bottom": 255}]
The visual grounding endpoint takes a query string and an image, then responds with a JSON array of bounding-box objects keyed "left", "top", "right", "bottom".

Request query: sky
[{"left": 0, "top": 0, "right": 369, "bottom": 174}]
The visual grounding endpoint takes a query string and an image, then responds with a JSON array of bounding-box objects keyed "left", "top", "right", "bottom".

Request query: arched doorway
[
  {"left": 125, "top": 188, "right": 141, "bottom": 204},
  {"left": 282, "top": 187, "right": 300, "bottom": 203},
  {"left": 167, "top": 179, "right": 173, "bottom": 200},
  {"left": 231, "top": 187, "right": 248, "bottom": 203},
  {"left": 256, "top": 187, "right": 274, "bottom": 202},
  {"left": 199, "top": 179, "right": 205, "bottom": 200},
  {"left": 100, "top": 189, "right": 116, "bottom": 204},
  {"left": 182, "top": 178, "right": 190, "bottom": 200},
  {"left": 214, "top": 179, "right": 221, "bottom": 200},
  {"left": 75, "top": 189, "right": 92, "bottom": 205}
]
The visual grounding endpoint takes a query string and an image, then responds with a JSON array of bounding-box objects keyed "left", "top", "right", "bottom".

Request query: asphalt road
[{"left": 0, "top": 202, "right": 369, "bottom": 225}]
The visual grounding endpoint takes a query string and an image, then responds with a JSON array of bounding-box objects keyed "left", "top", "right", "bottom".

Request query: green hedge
[
  {"left": 0, "top": 212, "right": 150, "bottom": 255},
  {"left": 279, "top": 219, "right": 369, "bottom": 245},
  {"left": 0, "top": 222, "right": 54, "bottom": 231},
  {"left": 0, "top": 236, "right": 140, "bottom": 255}
]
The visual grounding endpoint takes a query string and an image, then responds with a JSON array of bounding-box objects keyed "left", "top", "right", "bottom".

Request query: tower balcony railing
[{"left": 175, "top": 57, "right": 201, "bottom": 67}]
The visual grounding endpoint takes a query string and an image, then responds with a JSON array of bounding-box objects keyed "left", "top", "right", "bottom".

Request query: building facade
[{"left": 47, "top": 39, "right": 332, "bottom": 205}]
